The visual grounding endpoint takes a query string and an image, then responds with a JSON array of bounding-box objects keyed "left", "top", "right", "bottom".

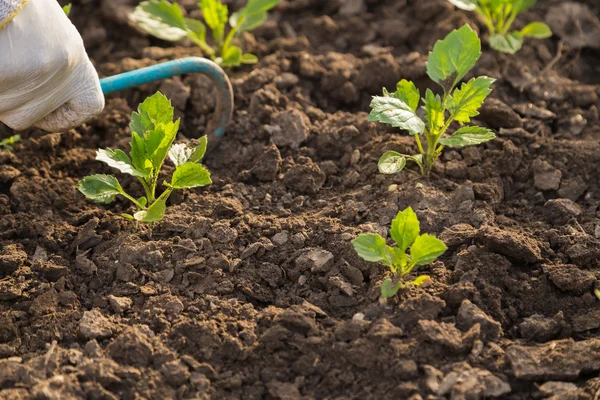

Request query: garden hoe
[{"left": 99, "top": 57, "right": 233, "bottom": 149}]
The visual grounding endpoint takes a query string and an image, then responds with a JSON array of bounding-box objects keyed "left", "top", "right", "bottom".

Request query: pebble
[
  {"left": 107, "top": 295, "right": 132, "bottom": 314},
  {"left": 544, "top": 198, "right": 582, "bottom": 225},
  {"left": 79, "top": 309, "right": 113, "bottom": 340},
  {"left": 271, "top": 231, "right": 289, "bottom": 246}
]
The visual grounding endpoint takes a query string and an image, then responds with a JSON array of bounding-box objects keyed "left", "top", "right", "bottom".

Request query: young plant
[
  {"left": 77, "top": 92, "right": 212, "bottom": 223},
  {"left": 353, "top": 207, "right": 447, "bottom": 298},
  {"left": 370, "top": 24, "right": 496, "bottom": 176},
  {"left": 0, "top": 135, "right": 21, "bottom": 150},
  {"left": 448, "top": 0, "right": 552, "bottom": 54},
  {"left": 131, "top": 0, "right": 281, "bottom": 68},
  {"left": 62, "top": 3, "right": 72, "bottom": 16}
]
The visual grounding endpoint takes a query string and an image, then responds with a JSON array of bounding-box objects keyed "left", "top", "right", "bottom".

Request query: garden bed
[{"left": 1, "top": 0, "right": 600, "bottom": 398}]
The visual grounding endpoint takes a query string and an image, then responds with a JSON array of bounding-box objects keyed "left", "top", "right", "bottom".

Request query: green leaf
[
  {"left": 145, "top": 120, "right": 180, "bottom": 169},
  {"left": 96, "top": 149, "right": 148, "bottom": 177},
  {"left": 189, "top": 136, "right": 208, "bottom": 163},
  {"left": 121, "top": 213, "right": 134, "bottom": 221},
  {"left": 200, "top": 0, "right": 228, "bottom": 42},
  {"left": 222, "top": 45, "right": 243, "bottom": 67},
  {"left": 353, "top": 234, "right": 389, "bottom": 263},
  {"left": 448, "top": 77, "right": 495, "bottom": 124},
  {"left": 394, "top": 80, "right": 420, "bottom": 112},
  {"left": 231, "top": 11, "right": 267, "bottom": 34},
  {"left": 130, "top": 132, "right": 152, "bottom": 176},
  {"left": 489, "top": 32, "right": 523, "bottom": 54},
  {"left": 520, "top": 22, "right": 552, "bottom": 39},
  {"left": 242, "top": 0, "right": 281, "bottom": 15},
  {"left": 131, "top": 0, "right": 188, "bottom": 41},
  {"left": 412, "top": 275, "right": 432, "bottom": 287},
  {"left": 424, "top": 89, "right": 445, "bottom": 133},
  {"left": 77, "top": 175, "right": 123, "bottom": 204},
  {"left": 381, "top": 279, "right": 402, "bottom": 298},
  {"left": 241, "top": 53, "right": 259, "bottom": 64},
  {"left": 410, "top": 234, "right": 447, "bottom": 266},
  {"left": 447, "top": 0, "right": 477, "bottom": 10},
  {"left": 515, "top": 0, "right": 536, "bottom": 12},
  {"left": 426, "top": 24, "right": 481, "bottom": 92},
  {"left": 137, "top": 197, "right": 148, "bottom": 208},
  {"left": 134, "top": 198, "right": 167, "bottom": 222},
  {"left": 62, "top": 3, "right": 72, "bottom": 16},
  {"left": 185, "top": 18, "right": 207, "bottom": 43},
  {"left": 368, "top": 96, "right": 425, "bottom": 135},
  {"left": 378, "top": 151, "right": 407, "bottom": 175},
  {"left": 439, "top": 126, "right": 496, "bottom": 147},
  {"left": 130, "top": 92, "right": 174, "bottom": 135},
  {"left": 390, "top": 207, "right": 420, "bottom": 252},
  {"left": 0, "top": 134, "right": 21, "bottom": 150},
  {"left": 171, "top": 163, "right": 212, "bottom": 189}
]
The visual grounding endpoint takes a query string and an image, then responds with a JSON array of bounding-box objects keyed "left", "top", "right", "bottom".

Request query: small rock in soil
[
  {"left": 439, "top": 224, "right": 478, "bottom": 248},
  {"left": 544, "top": 198, "right": 581, "bottom": 225},
  {"left": 457, "top": 300, "right": 503, "bottom": 342},
  {"left": 513, "top": 103, "right": 557, "bottom": 120},
  {"left": 250, "top": 144, "right": 282, "bottom": 182},
  {"left": 107, "top": 327, "right": 154, "bottom": 367},
  {"left": 519, "top": 312, "right": 565, "bottom": 342},
  {"left": 295, "top": 249, "right": 334, "bottom": 273},
  {"left": 418, "top": 320, "right": 476, "bottom": 353},
  {"left": 271, "top": 231, "right": 289, "bottom": 246},
  {"left": 107, "top": 295, "right": 132, "bottom": 314},
  {"left": 479, "top": 98, "right": 523, "bottom": 129},
  {"left": 496, "top": 141, "right": 522, "bottom": 176},
  {"left": 538, "top": 381, "right": 578, "bottom": 397},
  {"left": 267, "top": 109, "right": 310, "bottom": 149},
  {"left": 160, "top": 360, "right": 190, "bottom": 387},
  {"left": 479, "top": 226, "right": 541, "bottom": 263},
  {"left": 335, "top": 320, "right": 366, "bottom": 342},
  {"left": 532, "top": 159, "right": 562, "bottom": 191},
  {"left": 438, "top": 366, "right": 511, "bottom": 398},
  {"left": 557, "top": 176, "right": 587, "bottom": 201},
  {"left": 0, "top": 244, "right": 27, "bottom": 276},
  {"left": 390, "top": 293, "right": 445, "bottom": 327},
  {"left": 29, "top": 289, "right": 59, "bottom": 316},
  {"left": 507, "top": 338, "right": 600, "bottom": 380},
  {"left": 544, "top": 264, "right": 595, "bottom": 294},
  {"left": 283, "top": 162, "right": 326, "bottom": 194},
  {"left": 79, "top": 309, "right": 113, "bottom": 340}
]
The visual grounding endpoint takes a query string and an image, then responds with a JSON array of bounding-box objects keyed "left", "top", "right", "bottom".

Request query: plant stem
[
  {"left": 137, "top": 177, "right": 153, "bottom": 203},
  {"left": 121, "top": 191, "right": 146, "bottom": 210},
  {"left": 222, "top": 23, "right": 241, "bottom": 57},
  {"left": 415, "top": 134, "right": 425, "bottom": 155}
]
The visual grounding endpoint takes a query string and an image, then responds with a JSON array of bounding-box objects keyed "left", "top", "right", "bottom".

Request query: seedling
[
  {"left": 0, "top": 135, "right": 21, "bottom": 151},
  {"left": 370, "top": 24, "right": 496, "bottom": 175},
  {"left": 131, "top": 0, "right": 281, "bottom": 68},
  {"left": 63, "top": 3, "right": 72, "bottom": 16},
  {"left": 77, "top": 92, "right": 212, "bottom": 223},
  {"left": 448, "top": 0, "right": 552, "bottom": 54},
  {"left": 353, "top": 207, "right": 447, "bottom": 298}
]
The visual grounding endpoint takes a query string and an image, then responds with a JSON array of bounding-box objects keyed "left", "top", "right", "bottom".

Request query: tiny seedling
[
  {"left": 131, "top": 0, "right": 281, "bottom": 68},
  {"left": 353, "top": 207, "right": 447, "bottom": 298},
  {"left": 448, "top": 0, "right": 552, "bottom": 54},
  {"left": 0, "top": 135, "right": 21, "bottom": 151},
  {"left": 62, "top": 3, "right": 72, "bottom": 16},
  {"left": 370, "top": 24, "right": 496, "bottom": 176},
  {"left": 77, "top": 92, "right": 212, "bottom": 223}
]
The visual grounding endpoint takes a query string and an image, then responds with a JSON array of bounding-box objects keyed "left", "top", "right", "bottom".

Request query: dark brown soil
[{"left": 1, "top": 0, "right": 600, "bottom": 399}]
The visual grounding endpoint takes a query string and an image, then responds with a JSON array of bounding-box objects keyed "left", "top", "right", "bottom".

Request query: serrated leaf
[
  {"left": 369, "top": 96, "right": 425, "bottom": 135},
  {"left": 412, "top": 275, "right": 432, "bottom": 287},
  {"left": 424, "top": 89, "right": 445, "bottom": 133},
  {"left": 410, "top": 234, "right": 447, "bottom": 266},
  {"left": 352, "top": 234, "right": 388, "bottom": 263},
  {"left": 394, "top": 80, "right": 420, "bottom": 111},
  {"left": 240, "top": 53, "right": 259, "bottom": 64},
  {"left": 231, "top": 11, "right": 267, "bottom": 35},
  {"left": 130, "top": 132, "right": 152, "bottom": 176},
  {"left": 200, "top": 0, "right": 228, "bottom": 42},
  {"left": 185, "top": 18, "right": 207, "bottom": 43},
  {"left": 96, "top": 149, "right": 148, "bottom": 177},
  {"left": 378, "top": 151, "right": 407, "bottom": 175},
  {"left": 134, "top": 198, "right": 167, "bottom": 222},
  {"left": 439, "top": 126, "right": 496, "bottom": 147},
  {"left": 130, "top": 92, "right": 174, "bottom": 135},
  {"left": 222, "top": 45, "right": 243, "bottom": 67},
  {"left": 390, "top": 207, "right": 420, "bottom": 252},
  {"left": 77, "top": 175, "right": 123, "bottom": 204},
  {"left": 381, "top": 279, "right": 402, "bottom": 298},
  {"left": 447, "top": 0, "right": 477, "bottom": 10},
  {"left": 145, "top": 120, "right": 180, "bottom": 168},
  {"left": 131, "top": 0, "right": 188, "bottom": 41},
  {"left": 171, "top": 163, "right": 212, "bottom": 189},
  {"left": 520, "top": 22, "right": 552, "bottom": 39},
  {"left": 489, "top": 32, "right": 523, "bottom": 54},
  {"left": 448, "top": 77, "right": 495, "bottom": 124},
  {"left": 426, "top": 24, "right": 481, "bottom": 91}
]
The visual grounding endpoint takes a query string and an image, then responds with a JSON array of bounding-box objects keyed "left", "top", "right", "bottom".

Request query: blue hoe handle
[{"left": 100, "top": 57, "right": 233, "bottom": 140}]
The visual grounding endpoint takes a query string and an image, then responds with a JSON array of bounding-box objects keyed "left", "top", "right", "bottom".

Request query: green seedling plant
[
  {"left": 448, "top": 0, "right": 552, "bottom": 54},
  {"left": 77, "top": 92, "right": 212, "bottom": 223},
  {"left": 370, "top": 24, "right": 496, "bottom": 176},
  {"left": 131, "top": 0, "right": 281, "bottom": 68},
  {"left": 0, "top": 135, "right": 21, "bottom": 151},
  {"left": 353, "top": 207, "right": 447, "bottom": 298},
  {"left": 62, "top": 3, "right": 72, "bottom": 16}
]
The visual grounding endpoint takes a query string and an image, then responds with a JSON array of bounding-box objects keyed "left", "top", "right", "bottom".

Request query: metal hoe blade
[{"left": 100, "top": 57, "right": 233, "bottom": 147}]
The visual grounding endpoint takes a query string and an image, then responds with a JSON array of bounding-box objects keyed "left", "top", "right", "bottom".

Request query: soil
[{"left": 1, "top": 0, "right": 600, "bottom": 399}]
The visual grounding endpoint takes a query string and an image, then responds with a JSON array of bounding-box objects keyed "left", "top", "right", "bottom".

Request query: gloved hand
[{"left": 0, "top": 0, "right": 104, "bottom": 132}]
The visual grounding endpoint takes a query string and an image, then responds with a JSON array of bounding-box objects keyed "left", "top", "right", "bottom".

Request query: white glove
[{"left": 0, "top": 0, "right": 104, "bottom": 132}]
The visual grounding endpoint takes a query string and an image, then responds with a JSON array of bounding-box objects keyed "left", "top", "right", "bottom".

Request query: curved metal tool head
[{"left": 100, "top": 57, "right": 233, "bottom": 149}]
